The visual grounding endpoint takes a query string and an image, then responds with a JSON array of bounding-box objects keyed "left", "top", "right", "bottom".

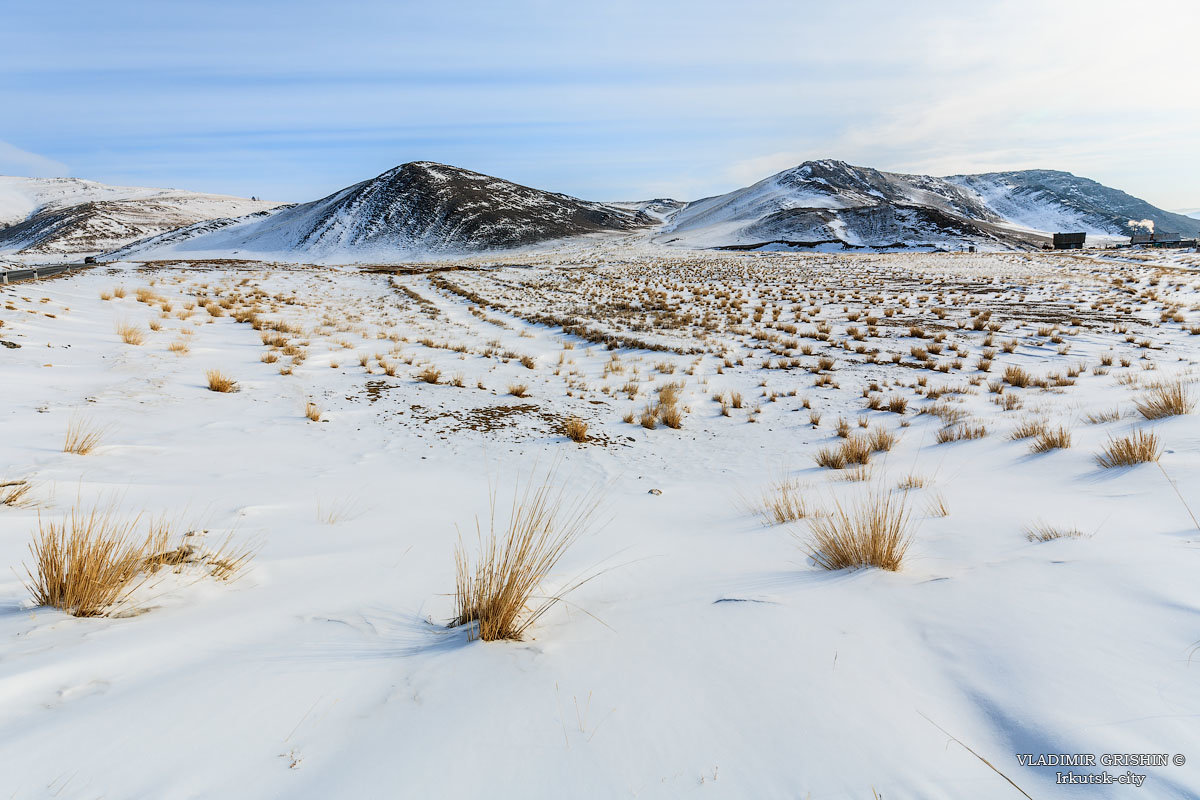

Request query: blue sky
[{"left": 2, "top": 0, "right": 1197, "bottom": 208}]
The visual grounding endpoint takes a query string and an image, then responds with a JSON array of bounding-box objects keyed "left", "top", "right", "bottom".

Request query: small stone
[{"left": 647, "top": 488, "right": 662, "bottom": 496}]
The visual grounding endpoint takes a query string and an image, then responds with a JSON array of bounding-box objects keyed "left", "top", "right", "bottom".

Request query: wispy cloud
[
  {"left": 0, "top": 140, "right": 67, "bottom": 177},
  {"left": 2, "top": 0, "right": 1196, "bottom": 206}
]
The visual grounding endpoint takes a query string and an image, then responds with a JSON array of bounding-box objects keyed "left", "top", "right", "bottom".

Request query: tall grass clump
[
  {"left": 1134, "top": 380, "right": 1194, "bottom": 419},
  {"left": 1095, "top": 430, "right": 1161, "bottom": 468},
  {"left": 63, "top": 416, "right": 105, "bottom": 455},
  {"left": 803, "top": 491, "right": 913, "bottom": 571},
  {"left": 451, "top": 472, "right": 602, "bottom": 641},
  {"left": 24, "top": 505, "right": 149, "bottom": 617},
  {"left": 563, "top": 416, "right": 589, "bottom": 443}
]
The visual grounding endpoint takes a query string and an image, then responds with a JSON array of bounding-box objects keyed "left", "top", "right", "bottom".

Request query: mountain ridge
[
  {"left": 0, "top": 176, "right": 283, "bottom": 254},
  {"left": 11, "top": 159, "right": 1192, "bottom": 260},
  {"left": 113, "top": 162, "right": 651, "bottom": 260}
]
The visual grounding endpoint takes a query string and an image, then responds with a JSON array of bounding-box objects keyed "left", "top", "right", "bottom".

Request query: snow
[{"left": 3, "top": 247, "right": 1200, "bottom": 797}]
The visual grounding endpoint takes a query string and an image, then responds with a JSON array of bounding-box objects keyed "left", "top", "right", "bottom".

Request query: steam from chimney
[{"left": 1130, "top": 219, "right": 1155, "bottom": 233}]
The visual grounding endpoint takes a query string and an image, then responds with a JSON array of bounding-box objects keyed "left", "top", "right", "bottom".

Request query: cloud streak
[{"left": 1, "top": 0, "right": 1196, "bottom": 206}]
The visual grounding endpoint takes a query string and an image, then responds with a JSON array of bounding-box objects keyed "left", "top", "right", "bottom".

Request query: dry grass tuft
[
  {"left": 1002, "top": 365, "right": 1032, "bottom": 388},
  {"left": 1030, "top": 426, "right": 1071, "bottom": 453},
  {"left": 24, "top": 505, "right": 149, "bottom": 617},
  {"left": 867, "top": 428, "right": 897, "bottom": 452},
  {"left": 64, "top": 416, "right": 105, "bottom": 455},
  {"left": 1084, "top": 408, "right": 1121, "bottom": 424},
  {"left": 451, "top": 473, "right": 602, "bottom": 641},
  {"left": 1, "top": 479, "right": 34, "bottom": 508},
  {"left": 1024, "top": 523, "right": 1085, "bottom": 543},
  {"left": 563, "top": 416, "right": 589, "bottom": 443},
  {"left": 305, "top": 402, "right": 322, "bottom": 422},
  {"left": 814, "top": 445, "right": 847, "bottom": 470},
  {"left": 508, "top": 382, "right": 529, "bottom": 397},
  {"left": 116, "top": 322, "right": 145, "bottom": 345},
  {"left": 1095, "top": 430, "right": 1161, "bottom": 468},
  {"left": 803, "top": 491, "right": 913, "bottom": 571},
  {"left": 1134, "top": 380, "right": 1194, "bottom": 419},
  {"left": 205, "top": 369, "right": 238, "bottom": 393},
  {"left": 750, "top": 477, "right": 812, "bottom": 525},
  {"left": 936, "top": 422, "right": 988, "bottom": 443},
  {"left": 1008, "top": 418, "right": 1046, "bottom": 440}
]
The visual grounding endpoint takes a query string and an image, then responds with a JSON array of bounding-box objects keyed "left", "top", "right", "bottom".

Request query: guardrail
[{"left": 1, "top": 262, "right": 96, "bottom": 284}]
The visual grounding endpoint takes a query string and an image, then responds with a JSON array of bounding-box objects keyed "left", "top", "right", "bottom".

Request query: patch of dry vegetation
[
  {"left": 563, "top": 416, "right": 589, "bottom": 443},
  {"left": 63, "top": 416, "right": 105, "bottom": 455},
  {"left": 1, "top": 479, "right": 34, "bottom": 508},
  {"left": 803, "top": 491, "right": 913, "bottom": 571},
  {"left": 205, "top": 370, "right": 238, "bottom": 393},
  {"left": 116, "top": 322, "right": 145, "bottom": 345},
  {"left": 1024, "top": 523, "right": 1085, "bottom": 542},
  {"left": 749, "top": 477, "right": 812, "bottom": 525},
  {"left": 451, "top": 474, "right": 602, "bottom": 641},
  {"left": 1134, "top": 380, "right": 1194, "bottom": 419},
  {"left": 1095, "top": 430, "right": 1161, "bottom": 467}
]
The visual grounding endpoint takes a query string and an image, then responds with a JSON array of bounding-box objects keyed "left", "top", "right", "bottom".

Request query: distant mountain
[
  {"left": 116, "top": 162, "right": 651, "bottom": 260},
  {"left": 946, "top": 170, "right": 1200, "bottom": 238},
  {"left": 0, "top": 177, "right": 282, "bottom": 255},
  {"left": 657, "top": 160, "right": 1015, "bottom": 250},
  {"left": 1175, "top": 208, "right": 1200, "bottom": 220},
  {"left": 657, "top": 160, "right": 1200, "bottom": 251}
]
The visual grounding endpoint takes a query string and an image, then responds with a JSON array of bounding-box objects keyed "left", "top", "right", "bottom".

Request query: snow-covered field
[{"left": 2, "top": 248, "right": 1200, "bottom": 798}]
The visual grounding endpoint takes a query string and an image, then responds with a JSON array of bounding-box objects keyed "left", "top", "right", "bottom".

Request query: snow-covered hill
[
  {"left": 117, "top": 162, "right": 651, "bottom": 261},
  {"left": 947, "top": 170, "right": 1200, "bottom": 238},
  {"left": 1175, "top": 208, "right": 1200, "bottom": 220},
  {"left": 0, "top": 177, "right": 283, "bottom": 255},
  {"left": 657, "top": 160, "right": 1200, "bottom": 251}
]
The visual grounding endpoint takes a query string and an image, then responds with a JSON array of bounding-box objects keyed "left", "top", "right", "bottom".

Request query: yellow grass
[
  {"left": 508, "top": 382, "right": 529, "bottom": 397},
  {"left": 63, "top": 416, "right": 105, "bottom": 454},
  {"left": 1095, "top": 429, "right": 1161, "bottom": 468},
  {"left": 205, "top": 369, "right": 238, "bottom": 393},
  {"left": 451, "top": 473, "right": 602, "bottom": 641},
  {"left": 417, "top": 365, "right": 442, "bottom": 384},
  {"left": 116, "top": 322, "right": 145, "bottom": 345},
  {"left": 749, "top": 477, "right": 812, "bottom": 525},
  {"left": 1, "top": 479, "right": 34, "bottom": 508},
  {"left": 24, "top": 505, "right": 150, "bottom": 617},
  {"left": 1024, "top": 523, "right": 1085, "bottom": 542},
  {"left": 1134, "top": 380, "right": 1194, "bottom": 419},
  {"left": 305, "top": 402, "right": 322, "bottom": 422},
  {"left": 1002, "top": 365, "right": 1031, "bottom": 387},
  {"left": 563, "top": 416, "right": 589, "bottom": 442},
  {"left": 1030, "top": 425, "right": 1071, "bottom": 453},
  {"left": 803, "top": 491, "right": 913, "bottom": 571}
]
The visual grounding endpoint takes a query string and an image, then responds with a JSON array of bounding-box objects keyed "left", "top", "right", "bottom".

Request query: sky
[{"left": 2, "top": 0, "right": 1198, "bottom": 208}]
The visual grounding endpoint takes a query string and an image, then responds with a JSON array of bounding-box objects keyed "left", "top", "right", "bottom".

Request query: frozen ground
[{"left": 2, "top": 248, "right": 1200, "bottom": 798}]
